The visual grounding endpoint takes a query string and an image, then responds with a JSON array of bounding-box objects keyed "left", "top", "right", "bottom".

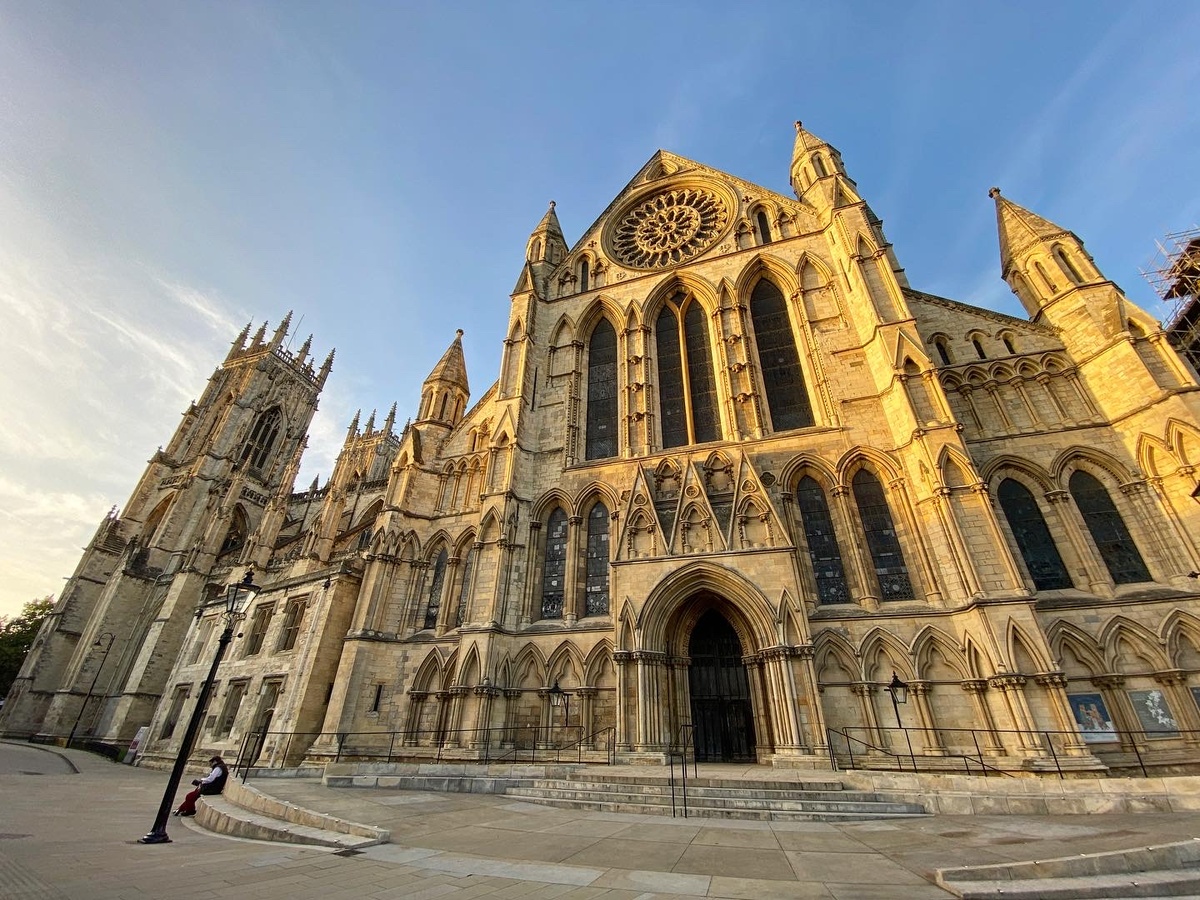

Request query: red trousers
[{"left": 176, "top": 787, "right": 203, "bottom": 815}]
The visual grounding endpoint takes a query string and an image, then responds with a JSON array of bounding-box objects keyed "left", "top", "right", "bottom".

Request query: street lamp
[
  {"left": 66, "top": 632, "right": 115, "bottom": 748},
  {"left": 885, "top": 672, "right": 908, "bottom": 728},
  {"left": 139, "top": 570, "right": 260, "bottom": 845},
  {"left": 548, "top": 679, "right": 570, "bottom": 747}
]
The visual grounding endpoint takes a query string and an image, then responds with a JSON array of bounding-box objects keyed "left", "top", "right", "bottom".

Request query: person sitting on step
[{"left": 173, "top": 756, "right": 228, "bottom": 817}]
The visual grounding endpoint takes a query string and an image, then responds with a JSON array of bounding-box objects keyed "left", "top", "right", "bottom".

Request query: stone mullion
[
  {"left": 403, "top": 692, "right": 426, "bottom": 745},
  {"left": 1153, "top": 670, "right": 1199, "bottom": 746},
  {"left": 563, "top": 516, "right": 583, "bottom": 624},
  {"left": 434, "top": 557, "right": 461, "bottom": 635},
  {"left": 962, "top": 680, "right": 1005, "bottom": 755},
  {"left": 1012, "top": 377, "right": 1042, "bottom": 426},
  {"left": 850, "top": 682, "right": 883, "bottom": 748},
  {"left": 471, "top": 685, "right": 501, "bottom": 750},
  {"left": 564, "top": 341, "right": 583, "bottom": 466},
  {"left": 907, "top": 682, "right": 944, "bottom": 755},
  {"left": 957, "top": 386, "right": 985, "bottom": 432},
  {"left": 990, "top": 675, "right": 1043, "bottom": 754},
  {"left": 1034, "top": 673, "right": 1090, "bottom": 755},
  {"left": 792, "top": 289, "right": 838, "bottom": 426},
  {"left": 889, "top": 477, "right": 945, "bottom": 607},
  {"left": 831, "top": 485, "right": 878, "bottom": 611},
  {"left": 626, "top": 325, "right": 652, "bottom": 456},
  {"left": 612, "top": 650, "right": 633, "bottom": 752},
  {"left": 1045, "top": 489, "right": 1110, "bottom": 595},
  {"left": 1092, "top": 674, "right": 1138, "bottom": 752},
  {"left": 521, "top": 522, "right": 543, "bottom": 626},
  {"left": 743, "top": 655, "right": 771, "bottom": 756},
  {"left": 501, "top": 688, "right": 521, "bottom": 748},
  {"left": 575, "top": 687, "right": 597, "bottom": 748}
]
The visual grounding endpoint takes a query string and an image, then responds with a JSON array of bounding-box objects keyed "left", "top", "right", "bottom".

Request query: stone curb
[{"left": 0, "top": 739, "right": 79, "bottom": 774}]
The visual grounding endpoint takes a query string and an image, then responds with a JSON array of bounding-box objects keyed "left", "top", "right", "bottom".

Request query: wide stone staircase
[{"left": 501, "top": 769, "right": 928, "bottom": 821}]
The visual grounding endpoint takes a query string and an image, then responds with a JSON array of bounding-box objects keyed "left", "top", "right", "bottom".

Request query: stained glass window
[
  {"left": 796, "top": 476, "right": 849, "bottom": 604},
  {"left": 656, "top": 306, "right": 687, "bottom": 448},
  {"left": 585, "top": 503, "right": 610, "bottom": 616},
  {"left": 657, "top": 295, "right": 720, "bottom": 448},
  {"left": 1069, "top": 471, "right": 1151, "bottom": 584},
  {"left": 852, "top": 470, "right": 915, "bottom": 601},
  {"left": 585, "top": 320, "right": 618, "bottom": 459},
  {"left": 684, "top": 302, "right": 720, "bottom": 443},
  {"left": 541, "top": 509, "right": 568, "bottom": 619},
  {"left": 424, "top": 549, "right": 447, "bottom": 629},
  {"left": 751, "top": 280, "right": 814, "bottom": 432},
  {"left": 997, "top": 479, "right": 1072, "bottom": 591}
]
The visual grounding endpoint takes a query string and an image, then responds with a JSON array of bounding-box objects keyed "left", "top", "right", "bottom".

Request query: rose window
[{"left": 611, "top": 188, "right": 729, "bottom": 269}]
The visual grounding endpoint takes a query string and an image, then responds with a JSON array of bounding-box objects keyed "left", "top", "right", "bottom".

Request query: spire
[
  {"left": 318, "top": 348, "right": 334, "bottom": 387},
  {"left": 789, "top": 120, "right": 854, "bottom": 206},
  {"left": 347, "top": 409, "right": 360, "bottom": 440},
  {"left": 423, "top": 329, "right": 470, "bottom": 394},
  {"left": 990, "top": 187, "right": 1076, "bottom": 278},
  {"left": 270, "top": 310, "right": 293, "bottom": 348},
  {"left": 251, "top": 321, "right": 268, "bottom": 346},
  {"left": 383, "top": 402, "right": 397, "bottom": 435},
  {"left": 310, "top": 475, "right": 320, "bottom": 492},
  {"left": 227, "top": 321, "right": 252, "bottom": 360},
  {"left": 296, "top": 334, "right": 312, "bottom": 366},
  {"left": 364, "top": 408, "right": 376, "bottom": 434},
  {"left": 526, "top": 200, "right": 568, "bottom": 264}
]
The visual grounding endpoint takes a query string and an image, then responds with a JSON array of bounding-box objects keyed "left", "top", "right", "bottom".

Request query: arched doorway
[{"left": 688, "top": 609, "right": 756, "bottom": 762}]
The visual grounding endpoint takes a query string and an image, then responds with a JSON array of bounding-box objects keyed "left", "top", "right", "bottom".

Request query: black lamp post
[
  {"left": 139, "top": 570, "right": 259, "bottom": 845},
  {"left": 548, "top": 679, "right": 570, "bottom": 747},
  {"left": 66, "top": 631, "right": 115, "bottom": 748},
  {"left": 885, "top": 672, "right": 908, "bottom": 728}
]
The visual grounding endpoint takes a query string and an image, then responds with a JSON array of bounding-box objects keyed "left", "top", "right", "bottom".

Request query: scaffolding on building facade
[{"left": 1144, "top": 227, "right": 1200, "bottom": 372}]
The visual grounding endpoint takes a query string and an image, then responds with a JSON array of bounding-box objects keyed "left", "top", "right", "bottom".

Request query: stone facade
[{"left": 7, "top": 123, "right": 1200, "bottom": 776}]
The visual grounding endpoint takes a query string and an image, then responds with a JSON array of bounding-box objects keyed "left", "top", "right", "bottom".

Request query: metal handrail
[
  {"left": 827, "top": 725, "right": 1014, "bottom": 778},
  {"left": 669, "top": 722, "right": 696, "bottom": 818}
]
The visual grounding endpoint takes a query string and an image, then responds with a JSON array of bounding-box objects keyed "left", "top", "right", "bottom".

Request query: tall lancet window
[
  {"left": 423, "top": 548, "right": 448, "bottom": 629},
  {"left": 241, "top": 407, "right": 281, "bottom": 471},
  {"left": 656, "top": 293, "right": 720, "bottom": 448},
  {"left": 997, "top": 479, "right": 1072, "bottom": 591},
  {"left": 852, "top": 469, "right": 915, "bottom": 601},
  {"left": 1069, "top": 471, "right": 1151, "bottom": 584},
  {"left": 455, "top": 545, "right": 476, "bottom": 626},
  {"left": 540, "top": 508, "right": 568, "bottom": 619},
  {"left": 795, "top": 476, "right": 849, "bottom": 604},
  {"left": 584, "top": 502, "right": 610, "bottom": 616},
  {"left": 585, "top": 319, "right": 618, "bottom": 459},
  {"left": 751, "top": 279, "right": 814, "bottom": 431}
]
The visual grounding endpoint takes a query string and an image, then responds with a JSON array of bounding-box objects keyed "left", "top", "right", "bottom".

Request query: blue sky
[{"left": 1, "top": 1, "right": 1198, "bottom": 616}]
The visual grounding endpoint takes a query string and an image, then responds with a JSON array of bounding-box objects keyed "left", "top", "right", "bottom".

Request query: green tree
[{"left": 0, "top": 596, "right": 55, "bottom": 697}]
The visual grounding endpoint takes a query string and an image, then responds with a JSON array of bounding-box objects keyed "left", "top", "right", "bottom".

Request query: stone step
[
  {"left": 583, "top": 772, "right": 846, "bottom": 791},
  {"left": 506, "top": 784, "right": 923, "bottom": 815},
  {"left": 498, "top": 793, "right": 926, "bottom": 821},
  {"left": 937, "top": 869, "right": 1200, "bottom": 899},
  {"left": 196, "top": 796, "right": 384, "bottom": 850},
  {"left": 936, "top": 839, "right": 1200, "bottom": 899},
  {"left": 522, "top": 777, "right": 884, "bottom": 802}
]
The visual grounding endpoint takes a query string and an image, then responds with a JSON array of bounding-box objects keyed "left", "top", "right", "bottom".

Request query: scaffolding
[{"left": 1143, "top": 227, "right": 1200, "bottom": 372}]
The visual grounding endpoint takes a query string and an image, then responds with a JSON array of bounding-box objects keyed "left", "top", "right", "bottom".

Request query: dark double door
[{"left": 687, "top": 610, "right": 756, "bottom": 762}]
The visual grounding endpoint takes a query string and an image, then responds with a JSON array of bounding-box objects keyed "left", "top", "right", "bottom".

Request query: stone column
[
  {"left": 441, "top": 685, "right": 469, "bottom": 747},
  {"left": 576, "top": 687, "right": 598, "bottom": 748},
  {"left": 612, "top": 650, "right": 633, "bottom": 752},
  {"left": 403, "top": 691, "right": 427, "bottom": 745},
  {"left": 1153, "top": 670, "right": 1197, "bottom": 746},
  {"left": 962, "top": 680, "right": 1005, "bottom": 755},
  {"left": 1092, "top": 674, "right": 1136, "bottom": 752},
  {"left": 989, "top": 674, "right": 1044, "bottom": 754},
  {"left": 1034, "top": 672, "right": 1091, "bottom": 756},
  {"left": 851, "top": 682, "right": 882, "bottom": 748},
  {"left": 471, "top": 684, "right": 501, "bottom": 751},
  {"left": 564, "top": 515, "right": 583, "bottom": 625},
  {"left": 501, "top": 688, "right": 521, "bottom": 748},
  {"left": 908, "top": 681, "right": 945, "bottom": 755}
]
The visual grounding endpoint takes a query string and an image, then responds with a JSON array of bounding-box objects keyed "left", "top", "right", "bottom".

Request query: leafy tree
[{"left": 0, "top": 596, "right": 55, "bottom": 697}]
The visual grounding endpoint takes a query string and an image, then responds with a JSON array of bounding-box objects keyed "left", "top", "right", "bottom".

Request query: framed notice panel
[
  {"left": 1128, "top": 689, "right": 1178, "bottom": 738},
  {"left": 1067, "top": 692, "right": 1117, "bottom": 743}
]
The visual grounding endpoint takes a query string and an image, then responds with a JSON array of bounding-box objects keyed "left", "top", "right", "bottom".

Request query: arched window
[
  {"left": 218, "top": 506, "right": 249, "bottom": 557},
  {"left": 795, "top": 476, "right": 849, "bottom": 604},
  {"left": 655, "top": 293, "right": 720, "bottom": 448},
  {"left": 530, "top": 239, "right": 542, "bottom": 260},
  {"left": 972, "top": 337, "right": 987, "bottom": 360},
  {"left": 455, "top": 545, "right": 476, "bottom": 626},
  {"left": 438, "top": 393, "right": 448, "bottom": 420},
  {"left": 997, "top": 479, "right": 1072, "bottom": 590},
  {"left": 585, "top": 319, "right": 618, "bottom": 459},
  {"left": 755, "top": 210, "right": 773, "bottom": 244},
  {"left": 852, "top": 469, "right": 915, "bottom": 600},
  {"left": 540, "top": 508, "right": 568, "bottom": 619},
  {"left": 813, "top": 154, "right": 828, "bottom": 177},
  {"left": 423, "top": 548, "right": 448, "bottom": 629},
  {"left": 751, "top": 279, "right": 814, "bottom": 431},
  {"left": 584, "top": 502, "right": 610, "bottom": 616},
  {"left": 240, "top": 407, "right": 281, "bottom": 471},
  {"left": 1002, "top": 334, "right": 1016, "bottom": 355},
  {"left": 1069, "top": 471, "right": 1151, "bottom": 584},
  {"left": 1034, "top": 261, "right": 1057, "bottom": 294},
  {"left": 1053, "top": 246, "right": 1084, "bottom": 285},
  {"left": 579, "top": 258, "right": 590, "bottom": 292},
  {"left": 933, "top": 338, "right": 952, "bottom": 365}
]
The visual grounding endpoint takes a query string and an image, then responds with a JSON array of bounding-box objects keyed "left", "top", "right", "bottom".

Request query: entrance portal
[{"left": 687, "top": 609, "right": 756, "bottom": 762}]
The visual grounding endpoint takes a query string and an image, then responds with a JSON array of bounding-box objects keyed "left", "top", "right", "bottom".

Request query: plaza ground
[{"left": 4, "top": 741, "right": 1200, "bottom": 899}]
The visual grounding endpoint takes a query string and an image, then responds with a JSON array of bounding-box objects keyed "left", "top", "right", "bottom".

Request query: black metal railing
[
  {"left": 669, "top": 722, "right": 696, "bottom": 818},
  {"left": 825, "top": 722, "right": 1200, "bottom": 778},
  {"left": 234, "top": 723, "right": 616, "bottom": 779}
]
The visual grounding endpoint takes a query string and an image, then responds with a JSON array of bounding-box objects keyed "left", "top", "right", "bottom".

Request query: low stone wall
[
  {"left": 840, "top": 770, "right": 1200, "bottom": 815},
  {"left": 323, "top": 761, "right": 581, "bottom": 792},
  {"left": 220, "top": 778, "right": 388, "bottom": 840}
]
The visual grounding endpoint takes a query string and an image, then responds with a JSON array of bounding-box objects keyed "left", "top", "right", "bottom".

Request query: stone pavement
[{"left": 4, "top": 741, "right": 1200, "bottom": 899}]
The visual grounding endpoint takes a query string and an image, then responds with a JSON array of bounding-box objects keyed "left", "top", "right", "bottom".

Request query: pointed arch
[
  {"left": 1100, "top": 616, "right": 1169, "bottom": 673},
  {"left": 1163, "top": 610, "right": 1200, "bottom": 669},
  {"left": 1008, "top": 621, "right": 1054, "bottom": 673},
  {"left": 457, "top": 645, "right": 483, "bottom": 687},
  {"left": 747, "top": 273, "right": 815, "bottom": 431},
  {"left": 1046, "top": 621, "right": 1106, "bottom": 677},
  {"left": 813, "top": 631, "right": 860, "bottom": 683},
  {"left": 912, "top": 626, "right": 969, "bottom": 681},
  {"left": 546, "top": 641, "right": 585, "bottom": 687},
  {"left": 510, "top": 643, "right": 548, "bottom": 689},
  {"left": 411, "top": 650, "right": 446, "bottom": 693},
  {"left": 961, "top": 634, "right": 995, "bottom": 679},
  {"left": 585, "top": 315, "right": 620, "bottom": 460},
  {"left": 860, "top": 627, "right": 914, "bottom": 682},
  {"left": 648, "top": 276, "right": 722, "bottom": 448}
]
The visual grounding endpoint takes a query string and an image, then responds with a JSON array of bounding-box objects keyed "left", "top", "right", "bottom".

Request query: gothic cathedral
[{"left": 7, "top": 123, "right": 1200, "bottom": 775}]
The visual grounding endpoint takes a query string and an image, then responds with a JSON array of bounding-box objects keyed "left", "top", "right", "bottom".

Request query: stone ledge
[{"left": 213, "top": 779, "right": 389, "bottom": 842}]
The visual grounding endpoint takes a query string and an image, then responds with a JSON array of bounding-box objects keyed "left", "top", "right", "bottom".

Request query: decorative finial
[
  {"left": 794, "top": 120, "right": 803, "bottom": 132},
  {"left": 549, "top": 200, "right": 556, "bottom": 209},
  {"left": 455, "top": 329, "right": 464, "bottom": 338},
  {"left": 988, "top": 187, "right": 1002, "bottom": 199}
]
